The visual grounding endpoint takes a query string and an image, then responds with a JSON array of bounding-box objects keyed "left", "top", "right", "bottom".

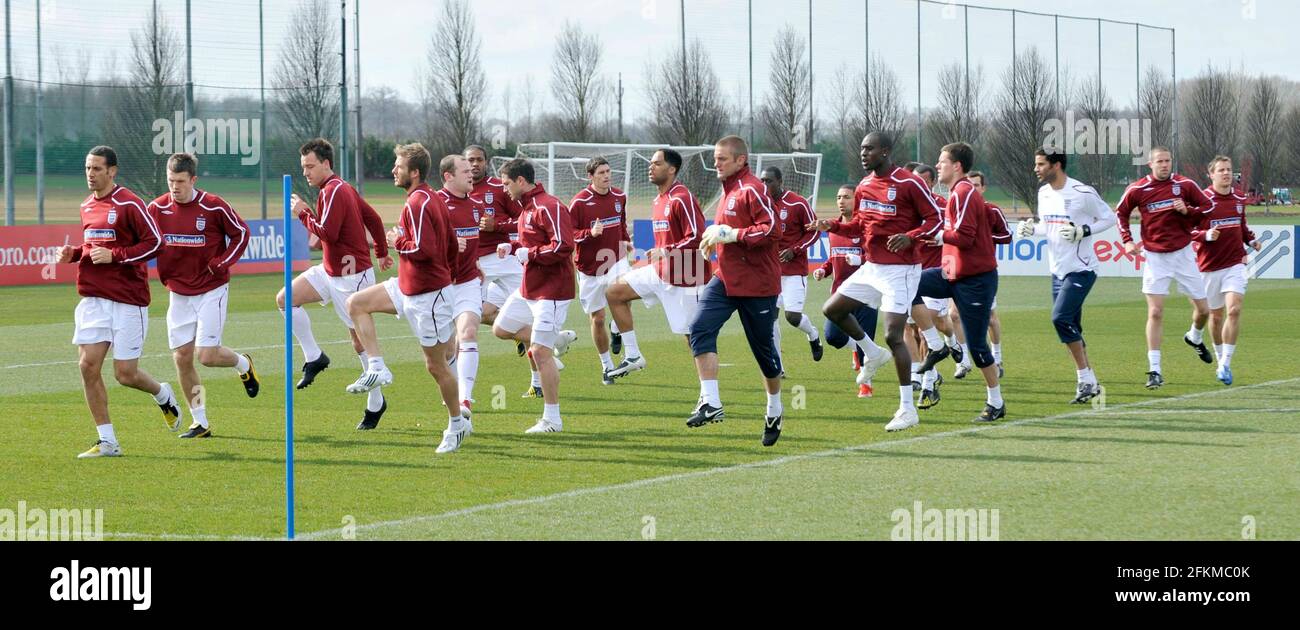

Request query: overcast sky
[{"left": 6, "top": 0, "right": 1293, "bottom": 124}]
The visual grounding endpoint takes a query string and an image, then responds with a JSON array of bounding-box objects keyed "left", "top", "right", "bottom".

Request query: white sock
[
  {"left": 530, "top": 370, "right": 542, "bottom": 388},
  {"left": 922, "top": 369, "right": 937, "bottom": 390},
  {"left": 287, "top": 306, "right": 321, "bottom": 362},
  {"left": 622, "top": 330, "right": 641, "bottom": 358},
  {"left": 921, "top": 327, "right": 943, "bottom": 351},
  {"left": 701, "top": 379, "right": 721, "bottom": 407},
  {"left": 457, "top": 342, "right": 478, "bottom": 401},
  {"left": 233, "top": 353, "right": 250, "bottom": 375},
  {"left": 190, "top": 405, "right": 209, "bottom": 428},
  {"left": 367, "top": 388, "right": 384, "bottom": 412},
  {"left": 1222, "top": 344, "right": 1235, "bottom": 368},
  {"left": 766, "top": 391, "right": 783, "bottom": 417},
  {"left": 1187, "top": 325, "right": 1203, "bottom": 345},
  {"left": 448, "top": 414, "right": 463, "bottom": 428},
  {"left": 367, "top": 356, "right": 387, "bottom": 372},
  {"left": 796, "top": 314, "right": 819, "bottom": 341},
  {"left": 599, "top": 351, "right": 615, "bottom": 371},
  {"left": 992, "top": 343, "right": 1002, "bottom": 363},
  {"left": 853, "top": 334, "right": 882, "bottom": 356},
  {"left": 153, "top": 382, "right": 174, "bottom": 405},
  {"left": 910, "top": 361, "right": 922, "bottom": 374},
  {"left": 987, "top": 385, "right": 1004, "bottom": 408},
  {"left": 610, "top": 320, "right": 620, "bottom": 335},
  {"left": 1077, "top": 367, "right": 1096, "bottom": 384},
  {"left": 960, "top": 344, "right": 971, "bottom": 365},
  {"left": 945, "top": 334, "right": 958, "bottom": 348},
  {"left": 96, "top": 423, "right": 117, "bottom": 445},
  {"left": 543, "top": 403, "right": 562, "bottom": 423},
  {"left": 1148, "top": 350, "right": 1162, "bottom": 373},
  {"left": 1213, "top": 343, "right": 1224, "bottom": 365},
  {"left": 899, "top": 385, "right": 916, "bottom": 410}
]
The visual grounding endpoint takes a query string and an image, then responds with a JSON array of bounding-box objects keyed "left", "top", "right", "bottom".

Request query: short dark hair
[
  {"left": 1035, "top": 147, "right": 1067, "bottom": 169},
  {"left": 866, "top": 132, "right": 894, "bottom": 151},
  {"left": 499, "top": 158, "right": 535, "bottom": 184},
  {"left": 968, "top": 170, "right": 986, "bottom": 186},
  {"left": 88, "top": 145, "right": 118, "bottom": 168},
  {"left": 837, "top": 184, "right": 855, "bottom": 193},
  {"left": 300, "top": 138, "right": 334, "bottom": 169},
  {"left": 439, "top": 154, "right": 463, "bottom": 178},
  {"left": 586, "top": 156, "right": 610, "bottom": 176},
  {"left": 911, "top": 164, "right": 937, "bottom": 181},
  {"left": 463, "top": 144, "right": 488, "bottom": 160},
  {"left": 941, "top": 142, "right": 974, "bottom": 173},
  {"left": 761, "top": 166, "right": 783, "bottom": 182},
  {"left": 903, "top": 161, "right": 921, "bottom": 172},
  {"left": 659, "top": 148, "right": 682, "bottom": 174},
  {"left": 393, "top": 143, "right": 431, "bottom": 182},
  {"left": 167, "top": 152, "right": 198, "bottom": 177}
]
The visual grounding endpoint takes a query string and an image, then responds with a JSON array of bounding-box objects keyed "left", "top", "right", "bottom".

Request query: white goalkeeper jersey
[{"left": 1034, "top": 177, "right": 1118, "bottom": 278}]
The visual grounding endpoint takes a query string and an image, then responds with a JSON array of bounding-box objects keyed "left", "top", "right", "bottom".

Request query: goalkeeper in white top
[{"left": 1021, "top": 149, "right": 1117, "bottom": 404}]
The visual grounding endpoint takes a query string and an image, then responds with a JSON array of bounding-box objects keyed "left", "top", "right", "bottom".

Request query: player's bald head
[{"left": 865, "top": 132, "right": 893, "bottom": 152}]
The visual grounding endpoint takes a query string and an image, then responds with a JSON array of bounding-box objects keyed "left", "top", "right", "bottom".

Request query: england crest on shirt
[
  {"left": 107, "top": 209, "right": 117, "bottom": 225},
  {"left": 196, "top": 215, "right": 206, "bottom": 231},
  {"left": 615, "top": 201, "right": 623, "bottom": 214},
  {"left": 473, "top": 207, "right": 481, "bottom": 222},
  {"left": 1236, "top": 203, "right": 1244, "bottom": 215},
  {"left": 886, "top": 186, "right": 897, "bottom": 201},
  {"left": 1172, "top": 183, "right": 1181, "bottom": 196},
  {"left": 485, "top": 192, "right": 494, "bottom": 204},
  {"left": 779, "top": 208, "right": 788, "bottom": 220}
]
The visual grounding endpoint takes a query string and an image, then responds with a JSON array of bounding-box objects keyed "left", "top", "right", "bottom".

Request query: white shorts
[
  {"left": 382, "top": 278, "right": 454, "bottom": 347},
  {"left": 495, "top": 290, "right": 571, "bottom": 350},
  {"left": 621, "top": 264, "right": 702, "bottom": 335},
  {"left": 451, "top": 278, "right": 483, "bottom": 319},
  {"left": 921, "top": 296, "right": 950, "bottom": 317},
  {"left": 777, "top": 275, "right": 809, "bottom": 313},
  {"left": 835, "top": 262, "right": 921, "bottom": 315},
  {"left": 478, "top": 253, "right": 523, "bottom": 308},
  {"left": 72, "top": 297, "right": 149, "bottom": 361},
  {"left": 167, "top": 284, "right": 229, "bottom": 349},
  {"left": 1203, "top": 264, "right": 1248, "bottom": 310},
  {"left": 301, "top": 264, "right": 376, "bottom": 329},
  {"left": 1142, "top": 245, "right": 1206, "bottom": 300},
  {"left": 578, "top": 258, "right": 633, "bottom": 314}
]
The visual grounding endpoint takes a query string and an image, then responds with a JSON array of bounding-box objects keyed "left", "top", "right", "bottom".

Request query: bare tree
[
  {"left": 361, "top": 85, "right": 413, "bottom": 141},
  {"left": 102, "top": 1, "right": 183, "bottom": 198},
  {"left": 272, "top": 0, "right": 339, "bottom": 196},
  {"left": 758, "top": 27, "right": 810, "bottom": 152},
  {"left": 1180, "top": 65, "right": 1241, "bottom": 184},
  {"left": 1138, "top": 66, "right": 1174, "bottom": 152},
  {"left": 520, "top": 75, "right": 538, "bottom": 143},
  {"left": 644, "top": 38, "right": 728, "bottom": 146},
  {"left": 923, "top": 63, "right": 986, "bottom": 163},
  {"left": 1283, "top": 103, "right": 1300, "bottom": 188},
  {"left": 1072, "top": 74, "right": 1119, "bottom": 196},
  {"left": 985, "top": 48, "right": 1060, "bottom": 213},
  {"left": 832, "top": 54, "right": 908, "bottom": 180},
  {"left": 1245, "top": 78, "right": 1284, "bottom": 194},
  {"left": 422, "top": 0, "right": 488, "bottom": 156},
  {"left": 550, "top": 20, "right": 604, "bottom": 142},
  {"left": 501, "top": 83, "right": 513, "bottom": 145}
]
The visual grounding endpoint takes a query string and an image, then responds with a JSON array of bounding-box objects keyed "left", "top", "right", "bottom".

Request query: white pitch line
[
  {"left": 1081, "top": 408, "right": 1300, "bottom": 416},
  {"left": 290, "top": 376, "right": 1300, "bottom": 541},
  {"left": 1, "top": 334, "right": 418, "bottom": 370}
]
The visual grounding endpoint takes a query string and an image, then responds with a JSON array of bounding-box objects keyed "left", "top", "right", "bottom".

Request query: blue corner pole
[{"left": 283, "top": 174, "right": 295, "bottom": 540}]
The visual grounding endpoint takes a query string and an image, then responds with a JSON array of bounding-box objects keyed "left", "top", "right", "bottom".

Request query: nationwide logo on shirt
[
  {"left": 830, "top": 246, "right": 862, "bottom": 257},
  {"left": 164, "top": 234, "right": 206, "bottom": 247},
  {"left": 1043, "top": 213, "right": 1071, "bottom": 226},
  {"left": 652, "top": 220, "right": 671, "bottom": 232},
  {"left": 1210, "top": 217, "right": 1242, "bottom": 229},
  {"left": 593, "top": 216, "right": 621, "bottom": 229},
  {"left": 455, "top": 227, "right": 480, "bottom": 238},
  {"left": 1145, "top": 199, "right": 1177, "bottom": 213},
  {"left": 84, "top": 228, "right": 116, "bottom": 242},
  {"left": 861, "top": 200, "right": 897, "bottom": 216}
]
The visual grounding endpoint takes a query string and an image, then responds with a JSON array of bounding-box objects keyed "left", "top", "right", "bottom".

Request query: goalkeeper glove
[
  {"left": 1016, "top": 219, "right": 1037, "bottom": 238},
  {"left": 700, "top": 224, "right": 738, "bottom": 248},
  {"left": 1058, "top": 222, "right": 1091, "bottom": 243}
]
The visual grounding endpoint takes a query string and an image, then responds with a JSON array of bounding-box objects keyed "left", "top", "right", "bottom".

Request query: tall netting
[{"left": 492, "top": 143, "right": 821, "bottom": 219}]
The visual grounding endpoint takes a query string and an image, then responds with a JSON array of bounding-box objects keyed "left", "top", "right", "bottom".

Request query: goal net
[{"left": 490, "top": 143, "right": 822, "bottom": 220}]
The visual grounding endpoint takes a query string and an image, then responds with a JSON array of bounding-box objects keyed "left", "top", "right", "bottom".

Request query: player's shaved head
[{"left": 865, "top": 132, "right": 894, "bottom": 152}]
